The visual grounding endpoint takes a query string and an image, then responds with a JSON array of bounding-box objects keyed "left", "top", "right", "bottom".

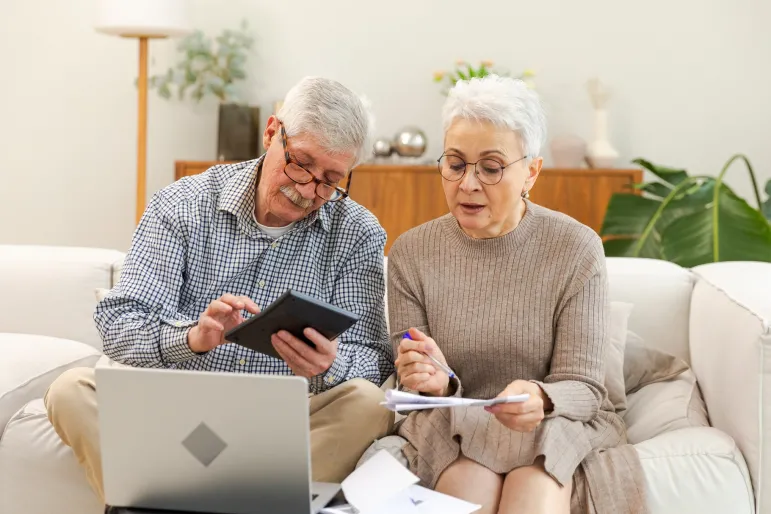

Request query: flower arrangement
[
  {"left": 433, "top": 59, "right": 535, "bottom": 94},
  {"left": 148, "top": 19, "right": 254, "bottom": 104}
]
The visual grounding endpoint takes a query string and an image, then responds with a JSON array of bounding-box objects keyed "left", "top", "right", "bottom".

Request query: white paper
[
  {"left": 337, "top": 450, "right": 482, "bottom": 514},
  {"left": 367, "top": 485, "right": 481, "bottom": 514},
  {"left": 340, "top": 449, "right": 419, "bottom": 513},
  {"left": 381, "top": 389, "right": 530, "bottom": 412}
]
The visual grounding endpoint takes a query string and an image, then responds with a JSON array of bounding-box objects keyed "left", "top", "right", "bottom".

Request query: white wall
[{"left": 1, "top": 0, "right": 769, "bottom": 252}]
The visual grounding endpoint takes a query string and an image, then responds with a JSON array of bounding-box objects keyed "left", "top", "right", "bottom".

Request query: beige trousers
[{"left": 44, "top": 366, "right": 394, "bottom": 504}]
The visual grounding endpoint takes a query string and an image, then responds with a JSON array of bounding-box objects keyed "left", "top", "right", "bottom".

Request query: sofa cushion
[
  {"left": 0, "top": 399, "right": 102, "bottom": 514},
  {"left": 624, "top": 369, "right": 709, "bottom": 445},
  {"left": 0, "top": 333, "right": 101, "bottom": 436},
  {"left": 635, "top": 427, "right": 754, "bottom": 514},
  {"left": 606, "top": 257, "right": 695, "bottom": 364}
]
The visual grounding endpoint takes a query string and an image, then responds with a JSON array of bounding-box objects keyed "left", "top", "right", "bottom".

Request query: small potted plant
[
  {"left": 433, "top": 59, "right": 535, "bottom": 95},
  {"left": 148, "top": 19, "right": 258, "bottom": 161}
]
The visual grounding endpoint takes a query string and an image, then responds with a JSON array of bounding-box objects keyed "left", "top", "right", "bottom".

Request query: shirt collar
[{"left": 217, "top": 154, "right": 331, "bottom": 234}]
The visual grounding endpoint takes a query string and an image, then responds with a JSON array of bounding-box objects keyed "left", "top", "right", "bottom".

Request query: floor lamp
[{"left": 95, "top": 0, "right": 192, "bottom": 225}]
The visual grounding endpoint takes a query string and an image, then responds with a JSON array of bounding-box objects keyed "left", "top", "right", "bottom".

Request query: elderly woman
[{"left": 387, "top": 76, "right": 645, "bottom": 514}]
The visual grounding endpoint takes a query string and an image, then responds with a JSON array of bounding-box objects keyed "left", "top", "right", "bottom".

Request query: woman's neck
[{"left": 462, "top": 199, "right": 527, "bottom": 239}]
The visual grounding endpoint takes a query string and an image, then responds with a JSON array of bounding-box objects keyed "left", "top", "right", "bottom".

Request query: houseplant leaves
[
  {"left": 601, "top": 154, "right": 771, "bottom": 266},
  {"left": 661, "top": 184, "right": 771, "bottom": 266}
]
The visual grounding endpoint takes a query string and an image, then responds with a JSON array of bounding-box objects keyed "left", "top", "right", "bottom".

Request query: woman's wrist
[{"left": 535, "top": 383, "right": 553, "bottom": 412}]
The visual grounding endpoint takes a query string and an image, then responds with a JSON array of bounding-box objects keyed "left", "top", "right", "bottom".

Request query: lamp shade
[{"left": 95, "top": 0, "right": 193, "bottom": 38}]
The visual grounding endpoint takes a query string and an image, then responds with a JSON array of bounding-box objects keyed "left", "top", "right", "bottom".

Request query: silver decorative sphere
[
  {"left": 372, "top": 137, "right": 393, "bottom": 157},
  {"left": 393, "top": 126, "right": 427, "bottom": 157}
]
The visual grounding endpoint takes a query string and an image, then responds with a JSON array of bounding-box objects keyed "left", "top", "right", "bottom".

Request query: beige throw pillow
[
  {"left": 623, "top": 330, "right": 690, "bottom": 395},
  {"left": 605, "top": 301, "right": 634, "bottom": 414}
]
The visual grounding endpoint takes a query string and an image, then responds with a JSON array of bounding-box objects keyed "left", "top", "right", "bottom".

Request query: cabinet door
[
  {"left": 348, "top": 165, "right": 448, "bottom": 254},
  {"left": 530, "top": 169, "right": 640, "bottom": 233}
]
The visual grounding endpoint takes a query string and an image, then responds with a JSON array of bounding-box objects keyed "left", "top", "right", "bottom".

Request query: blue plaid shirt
[{"left": 95, "top": 157, "right": 393, "bottom": 393}]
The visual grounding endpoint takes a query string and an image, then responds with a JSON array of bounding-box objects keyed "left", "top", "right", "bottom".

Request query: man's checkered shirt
[{"left": 95, "top": 157, "right": 394, "bottom": 393}]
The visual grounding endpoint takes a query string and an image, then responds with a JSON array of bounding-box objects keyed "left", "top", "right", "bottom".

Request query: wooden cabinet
[{"left": 175, "top": 161, "right": 641, "bottom": 254}]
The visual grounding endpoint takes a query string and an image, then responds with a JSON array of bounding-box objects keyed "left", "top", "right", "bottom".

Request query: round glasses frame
[
  {"left": 279, "top": 121, "right": 352, "bottom": 202},
  {"left": 437, "top": 153, "right": 529, "bottom": 185}
]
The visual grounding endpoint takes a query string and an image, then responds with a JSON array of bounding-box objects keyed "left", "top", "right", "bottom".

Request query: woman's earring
[{"left": 521, "top": 189, "right": 530, "bottom": 199}]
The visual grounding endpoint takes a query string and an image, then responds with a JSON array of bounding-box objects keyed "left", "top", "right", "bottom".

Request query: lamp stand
[{"left": 136, "top": 36, "right": 149, "bottom": 225}]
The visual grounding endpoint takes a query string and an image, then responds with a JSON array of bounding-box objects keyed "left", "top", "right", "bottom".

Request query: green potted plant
[
  {"left": 147, "top": 19, "right": 258, "bottom": 161},
  {"left": 432, "top": 60, "right": 535, "bottom": 95},
  {"left": 601, "top": 154, "right": 771, "bottom": 267}
]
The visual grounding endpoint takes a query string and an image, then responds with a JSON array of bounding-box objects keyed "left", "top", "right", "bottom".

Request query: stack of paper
[
  {"left": 381, "top": 389, "right": 530, "bottom": 412},
  {"left": 321, "top": 450, "right": 481, "bottom": 514}
]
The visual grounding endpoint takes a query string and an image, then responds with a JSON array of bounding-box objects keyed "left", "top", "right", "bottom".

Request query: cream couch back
[
  {"left": 0, "top": 245, "right": 124, "bottom": 350},
  {"left": 0, "top": 247, "right": 695, "bottom": 364}
]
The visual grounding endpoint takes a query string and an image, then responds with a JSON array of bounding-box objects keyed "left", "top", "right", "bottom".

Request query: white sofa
[{"left": 1, "top": 244, "right": 770, "bottom": 514}]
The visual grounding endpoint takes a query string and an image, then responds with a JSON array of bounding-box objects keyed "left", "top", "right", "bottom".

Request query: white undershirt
[{"left": 255, "top": 218, "right": 296, "bottom": 239}]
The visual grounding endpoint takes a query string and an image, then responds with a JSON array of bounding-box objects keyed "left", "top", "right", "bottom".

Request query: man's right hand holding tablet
[{"left": 188, "top": 294, "right": 261, "bottom": 354}]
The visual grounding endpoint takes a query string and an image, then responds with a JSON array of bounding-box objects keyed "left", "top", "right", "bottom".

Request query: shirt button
[
  {"left": 271, "top": 241, "right": 278, "bottom": 249},
  {"left": 259, "top": 280, "right": 265, "bottom": 288},
  {"left": 239, "top": 358, "right": 246, "bottom": 365},
  {"left": 326, "top": 375, "right": 335, "bottom": 383}
]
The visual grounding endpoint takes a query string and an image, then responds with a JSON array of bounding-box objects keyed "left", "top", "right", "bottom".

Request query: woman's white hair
[
  {"left": 442, "top": 75, "right": 547, "bottom": 159},
  {"left": 277, "top": 76, "right": 375, "bottom": 167}
]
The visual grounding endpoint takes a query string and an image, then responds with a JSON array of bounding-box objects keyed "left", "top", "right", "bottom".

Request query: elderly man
[{"left": 44, "top": 76, "right": 395, "bottom": 504}]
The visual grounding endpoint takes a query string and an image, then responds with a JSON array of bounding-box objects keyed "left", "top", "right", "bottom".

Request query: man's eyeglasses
[
  {"left": 279, "top": 121, "right": 351, "bottom": 202},
  {"left": 437, "top": 153, "right": 528, "bottom": 185}
]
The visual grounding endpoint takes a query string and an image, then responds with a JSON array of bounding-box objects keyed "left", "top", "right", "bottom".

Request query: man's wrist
[{"left": 186, "top": 325, "right": 206, "bottom": 354}]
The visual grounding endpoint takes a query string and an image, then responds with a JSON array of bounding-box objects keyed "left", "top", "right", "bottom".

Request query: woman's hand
[
  {"left": 395, "top": 328, "right": 450, "bottom": 396},
  {"left": 485, "top": 380, "right": 553, "bottom": 432}
]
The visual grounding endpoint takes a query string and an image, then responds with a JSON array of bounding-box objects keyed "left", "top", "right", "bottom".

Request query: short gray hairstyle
[
  {"left": 442, "top": 75, "right": 547, "bottom": 159},
  {"left": 277, "top": 76, "right": 375, "bottom": 168}
]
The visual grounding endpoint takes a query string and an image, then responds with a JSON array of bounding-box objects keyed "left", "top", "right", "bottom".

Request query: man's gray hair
[
  {"left": 277, "top": 76, "right": 375, "bottom": 168},
  {"left": 442, "top": 75, "right": 547, "bottom": 159}
]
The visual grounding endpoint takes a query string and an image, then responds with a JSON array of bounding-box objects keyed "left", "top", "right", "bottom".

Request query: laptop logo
[{"left": 182, "top": 422, "right": 227, "bottom": 467}]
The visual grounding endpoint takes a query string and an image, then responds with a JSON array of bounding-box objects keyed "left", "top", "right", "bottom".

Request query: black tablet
[{"left": 223, "top": 290, "right": 361, "bottom": 359}]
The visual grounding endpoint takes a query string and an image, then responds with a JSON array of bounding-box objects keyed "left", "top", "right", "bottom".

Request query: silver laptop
[{"left": 95, "top": 366, "right": 341, "bottom": 514}]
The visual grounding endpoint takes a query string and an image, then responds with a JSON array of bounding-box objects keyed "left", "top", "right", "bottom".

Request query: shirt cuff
[
  {"left": 159, "top": 320, "right": 199, "bottom": 363},
  {"left": 309, "top": 354, "right": 348, "bottom": 393}
]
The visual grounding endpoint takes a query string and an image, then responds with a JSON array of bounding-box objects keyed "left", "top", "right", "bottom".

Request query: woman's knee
[
  {"left": 499, "top": 461, "right": 570, "bottom": 514},
  {"left": 436, "top": 457, "right": 503, "bottom": 514}
]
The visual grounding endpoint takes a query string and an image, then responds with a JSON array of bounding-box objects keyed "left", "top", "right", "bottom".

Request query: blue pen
[{"left": 403, "top": 333, "right": 456, "bottom": 379}]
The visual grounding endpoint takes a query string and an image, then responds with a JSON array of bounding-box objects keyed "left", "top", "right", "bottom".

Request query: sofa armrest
[
  {"left": 689, "top": 261, "right": 771, "bottom": 512},
  {"left": 0, "top": 334, "right": 102, "bottom": 437},
  {"left": 0, "top": 245, "right": 126, "bottom": 350}
]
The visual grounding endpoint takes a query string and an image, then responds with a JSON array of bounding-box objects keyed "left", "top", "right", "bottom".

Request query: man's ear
[{"left": 262, "top": 115, "right": 279, "bottom": 152}]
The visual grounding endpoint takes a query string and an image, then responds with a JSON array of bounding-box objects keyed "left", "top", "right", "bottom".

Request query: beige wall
[{"left": 1, "top": 0, "right": 769, "bottom": 251}]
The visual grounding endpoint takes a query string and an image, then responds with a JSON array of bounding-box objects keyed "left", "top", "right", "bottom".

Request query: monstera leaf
[
  {"left": 601, "top": 155, "right": 771, "bottom": 267},
  {"left": 763, "top": 179, "right": 771, "bottom": 221}
]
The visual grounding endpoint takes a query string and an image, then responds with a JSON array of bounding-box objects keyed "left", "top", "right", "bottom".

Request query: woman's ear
[{"left": 524, "top": 156, "right": 543, "bottom": 191}]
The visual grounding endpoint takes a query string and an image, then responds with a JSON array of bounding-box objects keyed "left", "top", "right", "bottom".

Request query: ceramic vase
[{"left": 586, "top": 108, "right": 618, "bottom": 169}]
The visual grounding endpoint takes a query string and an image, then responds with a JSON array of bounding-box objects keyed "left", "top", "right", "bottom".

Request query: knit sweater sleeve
[
  {"left": 533, "top": 234, "right": 609, "bottom": 422},
  {"left": 387, "top": 239, "right": 463, "bottom": 398}
]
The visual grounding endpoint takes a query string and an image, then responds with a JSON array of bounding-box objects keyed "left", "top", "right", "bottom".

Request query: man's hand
[
  {"left": 188, "top": 294, "right": 260, "bottom": 354},
  {"left": 271, "top": 328, "right": 338, "bottom": 378},
  {"left": 484, "top": 380, "right": 552, "bottom": 433}
]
